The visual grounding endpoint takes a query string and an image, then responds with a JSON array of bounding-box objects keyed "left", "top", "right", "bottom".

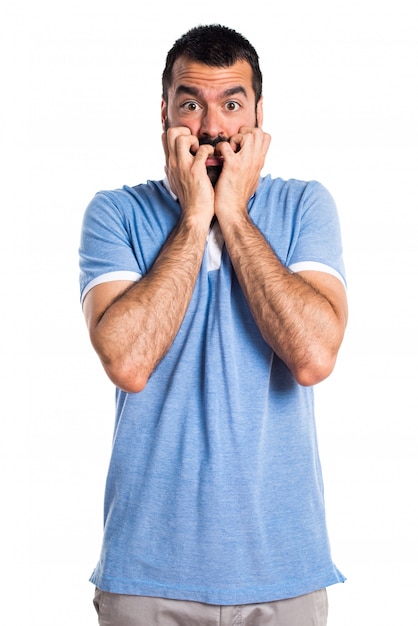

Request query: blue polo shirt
[{"left": 79, "top": 175, "right": 346, "bottom": 604}]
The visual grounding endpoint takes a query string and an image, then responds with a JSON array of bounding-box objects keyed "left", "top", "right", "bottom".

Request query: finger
[
  {"left": 227, "top": 135, "right": 244, "bottom": 154},
  {"left": 193, "top": 143, "right": 216, "bottom": 164},
  {"left": 237, "top": 126, "right": 255, "bottom": 135},
  {"left": 165, "top": 126, "right": 192, "bottom": 157},
  {"left": 227, "top": 127, "right": 259, "bottom": 153},
  {"left": 174, "top": 133, "right": 200, "bottom": 160},
  {"left": 232, "top": 128, "right": 271, "bottom": 157},
  {"left": 165, "top": 126, "right": 192, "bottom": 141}
]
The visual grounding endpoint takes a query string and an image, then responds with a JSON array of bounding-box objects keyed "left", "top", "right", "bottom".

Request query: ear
[
  {"left": 161, "top": 99, "right": 167, "bottom": 131},
  {"left": 256, "top": 96, "right": 264, "bottom": 128}
]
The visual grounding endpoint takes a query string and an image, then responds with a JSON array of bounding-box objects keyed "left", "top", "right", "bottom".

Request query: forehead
[{"left": 169, "top": 57, "right": 255, "bottom": 99}]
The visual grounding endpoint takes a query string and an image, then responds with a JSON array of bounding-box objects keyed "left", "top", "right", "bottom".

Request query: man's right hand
[{"left": 162, "top": 127, "right": 215, "bottom": 227}]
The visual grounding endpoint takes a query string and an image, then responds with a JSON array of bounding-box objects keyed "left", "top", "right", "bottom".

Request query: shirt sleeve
[
  {"left": 287, "top": 181, "right": 346, "bottom": 287},
  {"left": 79, "top": 191, "right": 142, "bottom": 303}
]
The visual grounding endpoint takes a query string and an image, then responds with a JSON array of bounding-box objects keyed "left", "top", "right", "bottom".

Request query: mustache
[
  {"left": 197, "top": 135, "right": 241, "bottom": 154},
  {"left": 198, "top": 136, "right": 230, "bottom": 147}
]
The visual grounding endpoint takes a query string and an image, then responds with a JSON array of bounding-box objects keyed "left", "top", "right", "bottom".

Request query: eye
[
  {"left": 225, "top": 101, "right": 241, "bottom": 111},
  {"left": 181, "top": 101, "right": 201, "bottom": 112}
]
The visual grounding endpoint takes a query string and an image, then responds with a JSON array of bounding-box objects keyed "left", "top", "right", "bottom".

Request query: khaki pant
[{"left": 93, "top": 588, "right": 328, "bottom": 625}]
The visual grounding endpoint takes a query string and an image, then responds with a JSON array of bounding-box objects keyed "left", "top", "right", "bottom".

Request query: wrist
[{"left": 178, "top": 210, "right": 213, "bottom": 236}]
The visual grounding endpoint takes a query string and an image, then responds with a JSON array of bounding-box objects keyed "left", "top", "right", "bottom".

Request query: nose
[{"left": 199, "top": 106, "right": 225, "bottom": 139}]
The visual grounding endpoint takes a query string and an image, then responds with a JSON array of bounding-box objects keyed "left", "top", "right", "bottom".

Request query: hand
[
  {"left": 213, "top": 127, "right": 271, "bottom": 221},
  {"left": 162, "top": 127, "right": 215, "bottom": 226}
]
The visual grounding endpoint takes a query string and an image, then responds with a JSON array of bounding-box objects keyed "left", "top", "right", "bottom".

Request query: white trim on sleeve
[
  {"left": 288, "top": 261, "right": 346, "bottom": 288},
  {"left": 81, "top": 271, "right": 141, "bottom": 303}
]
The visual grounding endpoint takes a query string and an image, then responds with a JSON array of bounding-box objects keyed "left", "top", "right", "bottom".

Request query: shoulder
[
  {"left": 253, "top": 176, "right": 337, "bottom": 223},
  {"left": 258, "top": 175, "right": 332, "bottom": 201},
  {"left": 82, "top": 179, "right": 180, "bottom": 234},
  {"left": 86, "top": 179, "right": 169, "bottom": 213}
]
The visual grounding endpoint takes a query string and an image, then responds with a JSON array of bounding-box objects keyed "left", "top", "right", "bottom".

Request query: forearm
[
  {"left": 219, "top": 213, "right": 346, "bottom": 386},
  {"left": 90, "top": 215, "right": 208, "bottom": 392}
]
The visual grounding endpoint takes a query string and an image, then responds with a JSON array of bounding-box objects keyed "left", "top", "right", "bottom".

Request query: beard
[{"left": 205, "top": 165, "right": 222, "bottom": 186}]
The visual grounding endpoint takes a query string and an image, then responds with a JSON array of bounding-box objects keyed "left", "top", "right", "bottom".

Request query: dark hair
[{"left": 162, "top": 24, "right": 263, "bottom": 104}]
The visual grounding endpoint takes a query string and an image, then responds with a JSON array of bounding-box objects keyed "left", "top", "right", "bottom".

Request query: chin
[{"left": 206, "top": 165, "right": 223, "bottom": 187}]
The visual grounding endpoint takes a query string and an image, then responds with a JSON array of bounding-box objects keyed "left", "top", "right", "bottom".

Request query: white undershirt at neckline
[{"left": 163, "top": 177, "right": 224, "bottom": 271}]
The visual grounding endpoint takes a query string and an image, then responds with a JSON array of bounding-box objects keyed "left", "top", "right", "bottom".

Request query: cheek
[
  {"left": 228, "top": 111, "right": 258, "bottom": 135},
  {"left": 167, "top": 111, "right": 200, "bottom": 135}
]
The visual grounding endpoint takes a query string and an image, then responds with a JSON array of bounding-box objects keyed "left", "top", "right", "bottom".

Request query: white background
[{"left": 1, "top": 1, "right": 417, "bottom": 624}]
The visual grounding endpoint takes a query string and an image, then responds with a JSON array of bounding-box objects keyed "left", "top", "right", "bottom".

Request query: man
[{"left": 79, "top": 24, "right": 348, "bottom": 626}]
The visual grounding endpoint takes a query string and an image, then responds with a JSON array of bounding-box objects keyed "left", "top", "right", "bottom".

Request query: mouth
[
  {"left": 199, "top": 136, "right": 228, "bottom": 169},
  {"left": 205, "top": 155, "right": 224, "bottom": 167}
]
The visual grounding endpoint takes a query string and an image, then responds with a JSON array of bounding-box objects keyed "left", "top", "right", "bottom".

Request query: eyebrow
[{"left": 174, "top": 85, "right": 248, "bottom": 99}]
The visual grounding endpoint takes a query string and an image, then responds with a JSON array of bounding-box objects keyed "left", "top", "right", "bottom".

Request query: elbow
[
  {"left": 102, "top": 360, "right": 150, "bottom": 393},
  {"left": 292, "top": 349, "right": 338, "bottom": 387},
  {"left": 291, "top": 324, "right": 346, "bottom": 386},
  {"left": 90, "top": 331, "right": 151, "bottom": 393}
]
